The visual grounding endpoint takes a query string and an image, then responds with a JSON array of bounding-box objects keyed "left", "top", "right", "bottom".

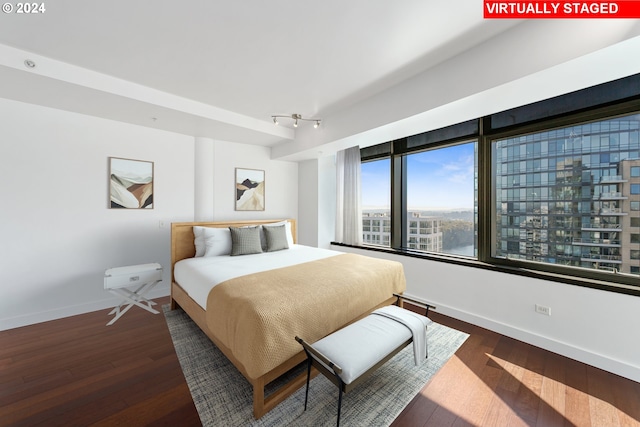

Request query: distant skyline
[{"left": 362, "top": 142, "right": 475, "bottom": 210}]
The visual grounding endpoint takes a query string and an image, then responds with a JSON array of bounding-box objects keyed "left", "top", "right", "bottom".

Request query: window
[
  {"left": 492, "top": 113, "right": 640, "bottom": 276},
  {"left": 352, "top": 73, "right": 640, "bottom": 293},
  {"left": 405, "top": 142, "right": 476, "bottom": 257},
  {"left": 361, "top": 158, "right": 390, "bottom": 247}
]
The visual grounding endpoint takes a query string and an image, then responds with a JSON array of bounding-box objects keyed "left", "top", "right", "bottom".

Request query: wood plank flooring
[
  {"left": 0, "top": 297, "right": 200, "bottom": 427},
  {"left": 1, "top": 297, "right": 639, "bottom": 426},
  {"left": 392, "top": 312, "right": 640, "bottom": 427}
]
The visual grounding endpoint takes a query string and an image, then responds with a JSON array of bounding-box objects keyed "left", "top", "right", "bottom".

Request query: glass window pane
[
  {"left": 406, "top": 142, "right": 477, "bottom": 257},
  {"left": 492, "top": 113, "right": 640, "bottom": 277},
  {"left": 361, "top": 158, "right": 390, "bottom": 247}
]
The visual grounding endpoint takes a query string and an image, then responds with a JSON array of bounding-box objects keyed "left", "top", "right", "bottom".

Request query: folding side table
[{"left": 104, "top": 263, "right": 163, "bottom": 326}]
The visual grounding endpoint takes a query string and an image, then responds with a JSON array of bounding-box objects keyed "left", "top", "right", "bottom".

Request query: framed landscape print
[
  {"left": 235, "top": 168, "right": 265, "bottom": 211},
  {"left": 109, "top": 157, "right": 154, "bottom": 209}
]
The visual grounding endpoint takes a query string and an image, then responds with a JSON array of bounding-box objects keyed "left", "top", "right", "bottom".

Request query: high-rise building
[
  {"left": 407, "top": 212, "right": 442, "bottom": 252},
  {"left": 494, "top": 118, "right": 640, "bottom": 275},
  {"left": 362, "top": 212, "right": 391, "bottom": 246},
  {"left": 362, "top": 211, "right": 443, "bottom": 252}
]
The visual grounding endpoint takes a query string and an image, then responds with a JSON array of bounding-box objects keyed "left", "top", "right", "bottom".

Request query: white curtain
[{"left": 335, "top": 146, "right": 363, "bottom": 245}]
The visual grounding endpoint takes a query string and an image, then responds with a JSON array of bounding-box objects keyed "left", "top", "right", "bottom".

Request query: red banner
[{"left": 484, "top": 1, "right": 640, "bottom": 18}]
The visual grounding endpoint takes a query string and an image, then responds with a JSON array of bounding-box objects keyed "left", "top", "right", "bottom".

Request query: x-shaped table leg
[{"left": 106, "top": 280, "right": 161, "bottom": 325}]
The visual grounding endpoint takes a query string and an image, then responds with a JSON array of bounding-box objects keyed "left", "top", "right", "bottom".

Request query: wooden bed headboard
[{"left": 170, "top": 219, "right": 297, "bottom": 280}]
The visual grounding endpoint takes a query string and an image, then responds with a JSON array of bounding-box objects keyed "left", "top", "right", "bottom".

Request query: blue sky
[{"left": 361, "top": 142, "right": 475, "bottom": 210}]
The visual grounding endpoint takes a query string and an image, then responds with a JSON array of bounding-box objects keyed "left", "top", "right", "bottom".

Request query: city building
[
  {"left": 363, "top": 211, "right": 443, "bottom": 252},
  {"left": 494, "top": 119, "right": 640, "bottom": 275}
]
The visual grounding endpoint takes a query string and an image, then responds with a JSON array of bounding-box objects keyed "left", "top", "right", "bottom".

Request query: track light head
[{"left": 271, "top": 113, "right": 321, "bottom": 129}]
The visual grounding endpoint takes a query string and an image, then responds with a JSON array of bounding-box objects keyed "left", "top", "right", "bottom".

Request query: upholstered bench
[{"left": 295, "top": 294, "right": 434, "bottom": 427}]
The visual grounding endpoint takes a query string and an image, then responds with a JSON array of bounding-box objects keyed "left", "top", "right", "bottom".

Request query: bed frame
[{"left": 169, "top": 219, "right": 396, "bottom": 419}]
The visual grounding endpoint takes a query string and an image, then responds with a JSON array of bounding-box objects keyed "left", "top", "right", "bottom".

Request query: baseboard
[
  {"left": 406, "top": 293, "right": 640, "bottom": 384},
  {"left": 0, "top": 286, "right": 170, "bottom": 331}
]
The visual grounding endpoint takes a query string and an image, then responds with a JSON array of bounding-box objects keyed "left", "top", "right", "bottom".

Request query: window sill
[{"left": 330, "top": 242, "right": 640, "bottom": 297}]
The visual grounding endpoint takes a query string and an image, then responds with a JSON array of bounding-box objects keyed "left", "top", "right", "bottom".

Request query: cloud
[{"left": 441, "top": 153, "right": 475, "bottom": 183}]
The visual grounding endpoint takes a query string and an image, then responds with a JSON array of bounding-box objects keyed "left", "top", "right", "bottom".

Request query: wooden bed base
[
  {"left": 171, "top": 281, "right": 314, "bottom": 417},
  {"left": 169, "top": 219, "right": 397, "bottom": 419}
]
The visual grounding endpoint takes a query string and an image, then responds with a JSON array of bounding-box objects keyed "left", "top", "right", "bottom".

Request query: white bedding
[{"left": 174, "top": 244, "right": 342, "bottom": 309}]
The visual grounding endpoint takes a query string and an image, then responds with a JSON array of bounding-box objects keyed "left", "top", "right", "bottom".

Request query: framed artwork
[
  {"left": 235, "top": 168, "right": 265, "bottom": 211},
  {"left": 109, "top": 157, "right": 154, "bottom": 209}
]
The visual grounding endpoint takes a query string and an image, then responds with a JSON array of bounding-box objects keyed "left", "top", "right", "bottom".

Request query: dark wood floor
[
  {"left": 1, "top": 297, "right": 639, "bottom": 427},
  {"left": 392, "top": 312, "right": 640, "bottom": 427},
  {"left": 0, "top": 297, "right": 200, "bottom": 427}
]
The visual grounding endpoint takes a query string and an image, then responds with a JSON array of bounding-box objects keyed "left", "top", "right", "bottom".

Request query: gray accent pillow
[
  {"left": 263, "top": 224, "right": 289, "bottom": 252},
  {"left": 229, "top": 226, "right": 263, "bottom": 256}
]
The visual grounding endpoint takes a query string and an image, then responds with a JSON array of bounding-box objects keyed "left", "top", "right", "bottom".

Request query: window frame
[
  {"left": 360, "top": 156, "right": 392, "bottom": 248},
  {"left": 403, "top": 139, "right": 477, "bottom": 256},
  {"left": 348, "top": 74, "right": 640, "bottom": 296},
  {"left": 483, "top": 102, "right": 640, "bottom": 291}
]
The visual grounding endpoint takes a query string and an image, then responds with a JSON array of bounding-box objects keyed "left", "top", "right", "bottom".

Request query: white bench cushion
[{"left": 312, "top": 307, "right": 428, "bottom": 384}]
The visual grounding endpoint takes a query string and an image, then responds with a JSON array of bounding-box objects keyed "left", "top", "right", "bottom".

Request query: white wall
[
  {"left": 332, "top": 245, "right": 640, "bottom": 383},
  {"left": 212, "top": 140, "right": 298, "bottom": 222},
  {"left": 0, "top": 99, "right": 300, "bottom": 330},
  {"left": 297, "top": 156, "right": 336, "bottom": 248},
  {"left": 297, "top": 159, "right": 319, "bottom": 246},
  {"left": 0, "top": 98, "right": 194, "bottom": 330},
  {"left": 317, "top": 155, "right": 336, "bottom": 249},
  {"left": 194, "top": 137, "right": 215, "bottom": 220}
]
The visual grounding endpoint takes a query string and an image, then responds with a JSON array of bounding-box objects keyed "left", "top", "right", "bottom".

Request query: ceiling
[{"left": 0, "top": 0, "right": 522, "bottom": 148}]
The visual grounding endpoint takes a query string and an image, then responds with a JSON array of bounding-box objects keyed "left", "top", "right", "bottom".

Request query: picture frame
[
  {"left": 235, "top": 168, "right": 265, "bottom": 211},
  {"left": 109, "top": 157, "right": 154, "bottom": 209}
]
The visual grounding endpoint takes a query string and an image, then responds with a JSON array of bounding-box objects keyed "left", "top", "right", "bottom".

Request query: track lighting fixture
[{"left": 271, "top": 113, "right": 321, "bottom": 129}]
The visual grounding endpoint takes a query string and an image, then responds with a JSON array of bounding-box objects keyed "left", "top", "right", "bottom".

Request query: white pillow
[
  {"left": 193, "top": 226, "right": 207, "bottom": 257},
  {"left": 193, "top": 226, "right": 233, "bottom": 257},
  {"left": 262, "top": 220, "right": 294, "bottom": 247}
]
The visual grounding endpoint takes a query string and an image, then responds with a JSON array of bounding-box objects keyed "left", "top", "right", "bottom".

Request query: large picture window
[
  {"left": 361, "top": 158, "right": 391, "bottom": 247},
  {"left": 349, "top": 73, "right": 640, "bottom": 294},
  {"left": 406, "top": 142, "right": 476, "bottom": 256},
  {"left": 491, "top": 114, "right": 640, "bottom": 276}
]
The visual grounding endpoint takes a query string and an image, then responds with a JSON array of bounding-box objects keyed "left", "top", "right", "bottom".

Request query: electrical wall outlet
[{"left": 535, "top": 304, "right": 551, "bottom": 316}]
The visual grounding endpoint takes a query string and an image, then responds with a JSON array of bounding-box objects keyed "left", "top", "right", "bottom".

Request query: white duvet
[{"left": 174, "top": 244, "right": 342, "bottom": 309}]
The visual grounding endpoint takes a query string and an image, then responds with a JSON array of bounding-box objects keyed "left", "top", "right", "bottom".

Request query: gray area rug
[{"left": 164, "top": 305, "right": 468, "bottom": 426}]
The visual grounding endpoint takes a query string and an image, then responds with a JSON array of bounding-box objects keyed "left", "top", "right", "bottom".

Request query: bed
[{"left": 170, "top": 219, "right": 406, "bottom": 418}]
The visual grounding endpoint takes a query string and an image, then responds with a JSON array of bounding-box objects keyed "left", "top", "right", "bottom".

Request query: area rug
[{"left": 164, "top": 305, "right": 468, "bottom": 426}]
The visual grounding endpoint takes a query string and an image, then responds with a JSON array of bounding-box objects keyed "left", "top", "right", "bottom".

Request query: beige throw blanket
[{"left": 205, "top": 253, "right": 406, "bottom": 379}]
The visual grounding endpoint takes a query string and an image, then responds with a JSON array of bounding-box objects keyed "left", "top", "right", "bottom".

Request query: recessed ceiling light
[{"left": 24, "top": 59, "right": 36, "bottom": 69}]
